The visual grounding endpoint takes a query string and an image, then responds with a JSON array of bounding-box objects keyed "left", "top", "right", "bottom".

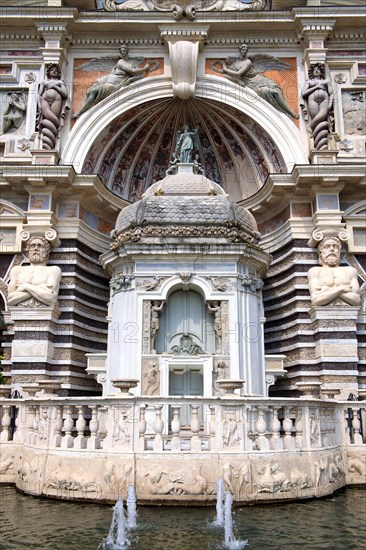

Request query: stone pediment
[{"left": 0, "top": 201, "right": 25, "bottom": 219}]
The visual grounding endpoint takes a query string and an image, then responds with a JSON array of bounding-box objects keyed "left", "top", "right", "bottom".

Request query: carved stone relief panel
[
  {"left": 1, "top": 90, "right": 28, "bottom": 136},
  {"left": 141, "top": 358, "right": 160, "bottom": 395},
  {"left": 342, "top": 90, "right": 366, "bottom": 135}
]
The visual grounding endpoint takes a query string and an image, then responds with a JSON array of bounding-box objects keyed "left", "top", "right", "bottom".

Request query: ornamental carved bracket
[{"left": 159, "top": 26, "right": 209, "bottom": 99}]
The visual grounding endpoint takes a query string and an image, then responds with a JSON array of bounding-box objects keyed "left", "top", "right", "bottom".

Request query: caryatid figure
[
  {"left": 8, "top": 236, "right": 62, "bottom": 307},
  {"left": 307, "top": 236, "right": 361, "bottom": 307}
]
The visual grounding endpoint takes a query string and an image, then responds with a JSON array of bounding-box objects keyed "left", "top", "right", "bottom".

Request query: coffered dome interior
[{"left": 82, "top": 97, "right": 286, "bottom": 204}]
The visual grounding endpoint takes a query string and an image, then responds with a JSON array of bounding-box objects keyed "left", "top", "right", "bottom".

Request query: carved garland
[{"left": 111, "top": 224, "right": 261, "bottom": 249}]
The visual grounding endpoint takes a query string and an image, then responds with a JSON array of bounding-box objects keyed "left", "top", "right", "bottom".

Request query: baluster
[
  {"left": 245, "top": 405, "right": 255, "bottom": 451},
  {"left": 209, "top": 404, "right": 217, "bottom": 451},
  {"left": 153, "top": 405, "right": 164, "bottom": 452},
  {"left": 283, "top": 407, "right": 295, "bottom": 450},
  {"left": 33, "top": 406, "right": 40, "bottom": 445},
  {"left": 170, "top": 405, "right": 181, "bottom": 452},
  {"left": 61, "top": 405, "right": 75, "bottom": 448},
  {"left": 54, "top": 405, "right": 63, "bottom": 447},
  {"left": 269, "top": 406, "right": 283, "bottom": 450},
  {"left": 256, "top": 406, "right": 270, "bottom": 451},
  {"left": 137, "top": 405, "right": 146, "bottom": 452},
  {"left": 294, "top": 407, "right": 304, "bottom": 449},
  {"left": 351, "top": 408, "right": 363, "bottom": 445},
  {"left": 12, "top": 406, "right": 20, "bottom": 442},
  {"left": 74, "top": 406, "right": 87, "bottom": 449},
  {"left": 0, "top": 405, "right": 11, "bottom": 442},
  {"left": 88, "top": 405, "right": 100, "bottom": 450},
  {"left": 344, "top": 407, "right": 353, "bottom": 444},
  {"left": 27, "top": 405, "right": 36, "bottom": 444},
  {"left": 190, "top": 405, "right": 201, "bottom": 452}
]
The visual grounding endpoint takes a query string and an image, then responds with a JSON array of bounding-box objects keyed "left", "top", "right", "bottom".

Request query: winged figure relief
[
  {"left": 212, "top": 43, "right": 299, "bottom": 119},
  {"left": 73, "top": 43, "right": 158, "bottom": 119}
]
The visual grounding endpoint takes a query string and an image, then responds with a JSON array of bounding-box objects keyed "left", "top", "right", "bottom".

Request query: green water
[{"left": 0, "top": 485, "right": 365, "bottom": 550}]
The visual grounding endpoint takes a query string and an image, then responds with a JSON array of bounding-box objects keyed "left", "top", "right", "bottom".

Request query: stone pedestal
[
  {"left": 308, "top": 306, "right": 360, "bottom": 399},
  {"left": 9, "top": 307, "right": 60, "bottom": 387}
]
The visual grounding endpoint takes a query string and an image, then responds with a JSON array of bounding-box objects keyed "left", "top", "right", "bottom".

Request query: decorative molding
[
  {"left": 170, "top": 334, "right": 205, "bottom": 356},
  {"left": 111, "top": 223, "right": 261, "bottom": 249},
  {"left": 241, "top": 275, "right": 263, "bottom": 293},
  {"left": 110, "top": 273, "right": 134, "bottom": 295},
  {"left": 136, "top": 277, "right": 168, "bottom": 291},
  {"left": 205, "top": 276, "right": 233, "bottom": 292}
]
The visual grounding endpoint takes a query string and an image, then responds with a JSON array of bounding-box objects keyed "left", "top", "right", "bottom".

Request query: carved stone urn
[
  {"left": 320, "top": 386, "right": 341, "bottom": 400},
  {"left": 296, "top": 381, "right": 322, "bottom": 399},
  {"left": 216, "top": 379, "right": 245, "bottom": 396},
  {"left": 111, "top": 378, "right": 139, "bottom": 395}
]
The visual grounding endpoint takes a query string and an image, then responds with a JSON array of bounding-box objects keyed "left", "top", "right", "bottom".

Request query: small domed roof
[{"left": 113, "top": 168, "right": 260, "bottom": 246}]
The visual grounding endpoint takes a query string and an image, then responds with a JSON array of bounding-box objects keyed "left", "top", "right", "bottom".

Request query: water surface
[{"left": 0, "top": 486, "right": 365, "bottom": 549}]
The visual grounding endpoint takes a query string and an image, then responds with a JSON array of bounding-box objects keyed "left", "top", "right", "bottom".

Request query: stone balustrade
[
  {"left": 1, "top": 396, "right": 365, "bottom": 453},
  {"left": 1, "top": 396, "right": 365, "bottom": 504}
]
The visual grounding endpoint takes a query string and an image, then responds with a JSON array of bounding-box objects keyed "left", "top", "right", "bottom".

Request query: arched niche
[
  {"left": 62, "top": 76, "right": 307, "bottom": 203},
  {"left": 155, "top": 288, "right": 215, "bottom": 354}
]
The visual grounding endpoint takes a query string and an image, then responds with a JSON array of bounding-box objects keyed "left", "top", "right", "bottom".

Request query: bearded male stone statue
[
  {"left": 307, "top": 236, "right": 361, "bottom": 307},
  {"left": 8, "top": 236, "right": 62, "bottom": 307}
]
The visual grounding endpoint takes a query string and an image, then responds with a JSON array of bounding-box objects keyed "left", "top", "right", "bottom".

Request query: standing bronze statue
[{"left": 174, "top": 124, "right": 200, "bottom": 163}]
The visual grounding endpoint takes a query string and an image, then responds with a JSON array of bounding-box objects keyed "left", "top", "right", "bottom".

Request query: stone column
[
  {"left": 308, "top": 306, "right": 360, "bottom": 399},
  {"left": 9, "top": 306, "right": 60, "bottom": 387}
]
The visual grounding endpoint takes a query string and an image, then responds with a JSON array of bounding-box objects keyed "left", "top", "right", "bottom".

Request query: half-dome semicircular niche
[{"left": 82, "top": 98, "right": 286, "bottom": 203}]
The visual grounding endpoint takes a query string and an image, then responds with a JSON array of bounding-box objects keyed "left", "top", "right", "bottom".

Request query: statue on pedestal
[
  {"left": 8, "top": 236, "right": 62, "bottom": 307},
  {"left": 175, "top": 125, "right": 200, "bottom": 163},
  {"left": 307, "top": 236, "right": 361, "bottom": 307}
]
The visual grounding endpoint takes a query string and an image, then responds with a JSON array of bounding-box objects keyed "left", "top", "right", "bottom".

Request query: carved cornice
[
  {"left": 111, "top": 223, "right": 261, "bottom": 250},
  {"left": 297, "top": 19, "right": 336, "bottom": 40}
]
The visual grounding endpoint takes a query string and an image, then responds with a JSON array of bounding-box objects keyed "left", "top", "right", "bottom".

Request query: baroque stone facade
[{"left": 0, "top": 0, "right": 365, "bottom": 505}]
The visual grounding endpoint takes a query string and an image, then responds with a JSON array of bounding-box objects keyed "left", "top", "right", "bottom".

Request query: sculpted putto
[
  {"left": 8, "top": 236, "right": 62, "bottom": 307},
  {"left": 307, "top": 237, "right": 361, "bottom": 307}
]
